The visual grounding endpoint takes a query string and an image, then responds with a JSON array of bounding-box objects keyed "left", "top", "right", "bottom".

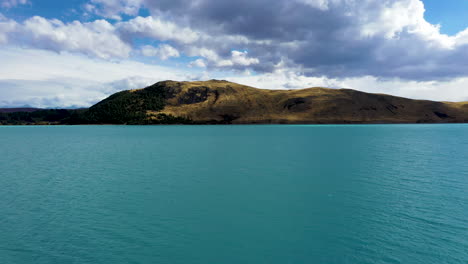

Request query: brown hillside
[{"left": 140, "top": 80, "right": 468, "bottom": 124}]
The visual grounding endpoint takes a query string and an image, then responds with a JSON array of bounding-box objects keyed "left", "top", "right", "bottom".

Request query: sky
[{"left": 1, "top": 0, "right": 468, "bottom": 108}]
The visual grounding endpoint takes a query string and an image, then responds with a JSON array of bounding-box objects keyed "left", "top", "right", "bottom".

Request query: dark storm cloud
[
  {"left": 3, "top": 0, "right": 468, "bottom": 81},
  {"left": 135, "top": 0, "right": 468, "bottom": 80}
]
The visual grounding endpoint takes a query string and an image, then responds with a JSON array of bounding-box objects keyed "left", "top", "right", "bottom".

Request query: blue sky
[
  {"left": 0, "top": 0, "right": 152, "bottom": 22},
  {"left": 1, "top": 0, "right": 468, "bottom": 107},
  {"left": 423, "top": 0, "right": 468, "bottom": 35},
  {"left": 4, "top": 0, "right": 467, "bottom": 34}
]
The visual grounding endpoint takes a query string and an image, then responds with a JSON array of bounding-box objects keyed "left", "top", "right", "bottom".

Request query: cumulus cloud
[
  {"left": 2, "top": 0, "right": 468, "bottom": 107},
  {"left": 0, "top": 47, "right": 198, "bottom": 107},
  {"left": 1, "top": 0, "right": 28, "bottom": 9},
  {"left": 0, "top": 16, "right": 132, "bottom": 59},
  {"left": 228, "top": 70, "right": 468, "bottom": 102},
  {"left": 185, "top": 48, "right": 259, "bottom": 68},
  {"left": 11, "top": 0, "right": 466, "bottom": 81},
  {"left": 140, "top": 44, "right": 180, "bottom": 60},
  {"left": 117, "top": 16, "right": 200, "bottom": 44},
  {"left": 1, "top": 46, "right": 468, "bottom": 108},
  {"left": 0, "top": 14, "right": 16, "bottom": 44},
  {"left": 189, "top": 58, "right": 206, "bottom": 68},
  {"left": 230, "top": 51, "right": 259, "bottom": 66},
  {"left": 84, "top": 0, "right": 144, "bottom": 20},
  {"left": 216, "top": 50, "right": 260, "bottom": 67},
  {"left": 80, "top": 0, "right": 468, "bottom": 81}
]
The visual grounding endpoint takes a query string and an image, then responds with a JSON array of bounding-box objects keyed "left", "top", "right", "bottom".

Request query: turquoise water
[{"left": 0, "top": 125, "right": 467, "bottom": 264}]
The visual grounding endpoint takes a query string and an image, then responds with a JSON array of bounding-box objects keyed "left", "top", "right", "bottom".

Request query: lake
[{"left": 0, "top": 125, "right": 467, "bottom": 264}]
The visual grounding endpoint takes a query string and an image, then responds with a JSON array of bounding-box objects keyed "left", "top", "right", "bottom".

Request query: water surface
[{"left": 0, "top": 125, "right": 467, "bottom": 264}]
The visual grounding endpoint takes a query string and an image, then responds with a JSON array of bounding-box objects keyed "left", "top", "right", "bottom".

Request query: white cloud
[
  {"left": 2, "top": 0, "right": 468, "bottom": 107},
  {"left": 216, "top": 51, "right": 259, "bottom": 67},
  {"left": 0, "top": 16, "right": 132, "bottom": 59},
  {"left": 1, "top": 46, "right": 468, "bottom": 108},
  {"left": 186, "top": 47, "right": 220, "bottom": 62},
  {"left": 189, "top": 58, "right": 206, "bottom": 68},
  {"left": 120, "top": 0, "right": 468, "bottom": 80},
  {"left": 117, "top": 16, "right": 200, "bottom": 44},
  {"left": 0, "top": 47, "right": 200, "bottom": 107},
  {"left": 8, "top": 0, "right": 466, "bottom": 80},
  {"left": 22, "top": 17, "right": 131, "bottom": 59},
  {"left": 0, "top": 14, "right": 16, "bottom": 44},
  {"left": 141, "top": 44, "right": 180, "bottom": 60},
  {"left": 359, "top": 0, "right": 454, "bottom": 48},
  {"left": 230, "top": 50, "right": 260, "bottom": 66},
  {"left": 1, "top": 0, "right": 28, "bottom": 8},
  {"left": 453, "top": 28, "right": 468, "bottom": 47},
  {"left": 85, "top": 0, "right": 144, "bottom": 20},
  {"left": 186, "top": 48, "right": 259, "bottom": 68},
  {"left": 228, "top": 69, "right": 468, "bottom": 102}
]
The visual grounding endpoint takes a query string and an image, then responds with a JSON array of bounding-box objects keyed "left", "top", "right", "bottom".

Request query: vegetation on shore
[{"left": 0, "top": 109, "right": 80, "bottom": 125}]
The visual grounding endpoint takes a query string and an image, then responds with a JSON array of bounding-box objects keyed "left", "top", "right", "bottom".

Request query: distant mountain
[
  {"left": 1, "top": 80, "right": 468, "bottom": 125},
  {"left": 0, "top": 108, "right": 41, "bottom": 113}
]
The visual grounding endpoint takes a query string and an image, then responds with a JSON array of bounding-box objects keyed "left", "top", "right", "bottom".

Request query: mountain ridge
[
  {"left": 143, "top": 80, "right": 468, "bottom": 124},
  {"left": 1, "top": 80, "right": 468, "bottom": 125}
]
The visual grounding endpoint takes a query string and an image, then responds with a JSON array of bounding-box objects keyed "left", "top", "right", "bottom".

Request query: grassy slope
[
  {"left": 143, "top": 80, "right": 468, "bottom": 124},
  {"left": 2, "top": 80, "right": 467, "bottom": 125}
]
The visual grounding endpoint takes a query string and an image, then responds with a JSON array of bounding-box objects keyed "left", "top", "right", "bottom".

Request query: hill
[
  {"left": 83, "top": 80, "right": 468, "bottom": 124},
  {"left": 1, "top": 80, "right": 468, "bottom": 124}
]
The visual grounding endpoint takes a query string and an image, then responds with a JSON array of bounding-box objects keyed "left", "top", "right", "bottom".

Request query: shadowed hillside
[{"left": 1, "top": 80, "right": 468, "bottom": 125}]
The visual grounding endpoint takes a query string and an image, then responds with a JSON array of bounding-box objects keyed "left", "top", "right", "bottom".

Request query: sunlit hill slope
[{"left": 2, "top": 80, "right": 468, "bottom": 124}]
